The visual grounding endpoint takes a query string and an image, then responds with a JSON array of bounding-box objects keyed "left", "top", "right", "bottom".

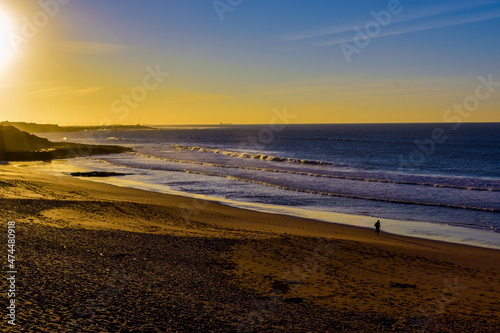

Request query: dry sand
[{"left": 1, "top": 164, "right": 499, "bottom": 332}]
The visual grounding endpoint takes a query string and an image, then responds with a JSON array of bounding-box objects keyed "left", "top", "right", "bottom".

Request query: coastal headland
[{"left": 0, "top": 125, "right": 132, "bottom": 161}]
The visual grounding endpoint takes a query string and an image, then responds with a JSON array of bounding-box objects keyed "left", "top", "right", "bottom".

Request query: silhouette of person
[{"left": 374, "top": 220, "right": 381, "bottom": 236}]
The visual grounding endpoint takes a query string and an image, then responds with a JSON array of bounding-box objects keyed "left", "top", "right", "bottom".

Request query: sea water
[{"left": 33, "top": 123, "right": 500, "bottom": 248}]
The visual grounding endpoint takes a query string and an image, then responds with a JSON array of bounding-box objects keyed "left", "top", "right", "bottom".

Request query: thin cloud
[
  {"left": 59, "top": 41, "right": 125, "bottom": 55},
  {"left": 282, "top": 23, "right": 359, "bottom": 42},
  {"left": 283, "top": 0, "right": 500, "bottom": 44},
  {"left": 22, "top": 86, "right": 104, "bottom": 100},
  {"left": 315, "top": 8, "right": 500, "bottom": 46}
]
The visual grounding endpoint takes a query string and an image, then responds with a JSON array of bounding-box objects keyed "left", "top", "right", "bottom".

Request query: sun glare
[{"left": 0, "top": 9, "right": 13, "bottom": 68}]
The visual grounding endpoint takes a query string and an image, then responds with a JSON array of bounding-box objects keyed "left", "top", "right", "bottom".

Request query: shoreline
[
  {"left": 2, "top": 161, "right": 500, "bottom": 264},
  {"left": 16, "top": 159, "right": 500, "bottom": 250},
  {"left": 3, "top": 162, "right": 500, "bottom": 257},
  {"left": 2, "top": 163, "right": 500, "bottom": 331}
]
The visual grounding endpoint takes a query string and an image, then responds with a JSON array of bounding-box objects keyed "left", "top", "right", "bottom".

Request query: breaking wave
[
  {"left": 91, "top": 155, "right": 500, "bottom": 213},
  {"left": 172, "top": 145, "right": 333, "bottom": 166},
  {"left": 126, "top": 152, "right": 500, "bottom": 192}
]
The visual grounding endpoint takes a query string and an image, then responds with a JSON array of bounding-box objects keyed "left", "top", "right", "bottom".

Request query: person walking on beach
[{"left": 374, "top": 220, "right": 381, "bottom": 236}]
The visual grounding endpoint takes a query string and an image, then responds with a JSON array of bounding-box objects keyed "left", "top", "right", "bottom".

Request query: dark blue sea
[{"left": 36, "top": 123, "right": 500, "bottom": 246}]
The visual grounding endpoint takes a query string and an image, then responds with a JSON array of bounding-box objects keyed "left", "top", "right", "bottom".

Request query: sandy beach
[{"left": 1, "top": 164, "right": 499, "bottom": 332}]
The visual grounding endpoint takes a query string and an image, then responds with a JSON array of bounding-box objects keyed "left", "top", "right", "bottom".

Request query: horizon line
[{"left": 3, "top": 121, "right": 500, "bottom": 127}]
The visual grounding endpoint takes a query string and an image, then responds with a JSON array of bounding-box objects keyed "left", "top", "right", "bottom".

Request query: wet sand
[{"left": 1, "top": 164, "right": 499, "bottom": 332}]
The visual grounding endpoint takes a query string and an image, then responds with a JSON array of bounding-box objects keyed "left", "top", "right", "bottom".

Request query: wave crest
[{"left": 172, "top": 145, "right": 332, "bottom": 166}]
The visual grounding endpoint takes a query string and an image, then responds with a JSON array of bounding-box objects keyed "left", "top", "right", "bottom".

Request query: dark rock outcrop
[{"left": 0, "top": 125, "right": 132, "bottom": 161}]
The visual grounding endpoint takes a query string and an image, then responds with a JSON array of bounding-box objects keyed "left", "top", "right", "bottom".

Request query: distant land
[
  {"left": 0, "top": 125, "right": 132, "bottom": 161},
  {"left": 0, "top": 121, "right": 154, "bottom": 133}
]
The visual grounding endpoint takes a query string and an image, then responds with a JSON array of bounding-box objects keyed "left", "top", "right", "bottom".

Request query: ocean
[{"left": 32, "top": 123, "right": 500, "bottom": 248}]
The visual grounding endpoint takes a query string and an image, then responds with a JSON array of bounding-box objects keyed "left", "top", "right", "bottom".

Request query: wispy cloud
[
  {"left": 59, "top": 41, "right": 125, "bottom": 55},
  {"left": 318, "top": 7, "right": 500, "bottom": 46},
  {"left": 283, "top": 0, "right": 500, "bottom": 46},
  {"left": 21, "top": 86, "right": 104, "bottom": 100}
]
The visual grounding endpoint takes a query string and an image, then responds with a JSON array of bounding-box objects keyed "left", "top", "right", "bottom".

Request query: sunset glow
[{"left": 0, "top": 0, "right": 499, "bottom": 125}]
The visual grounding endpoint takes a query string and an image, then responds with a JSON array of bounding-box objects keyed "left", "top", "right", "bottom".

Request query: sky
[{"left": 0, "top": 0, "right": 499, "bottom": 125}]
